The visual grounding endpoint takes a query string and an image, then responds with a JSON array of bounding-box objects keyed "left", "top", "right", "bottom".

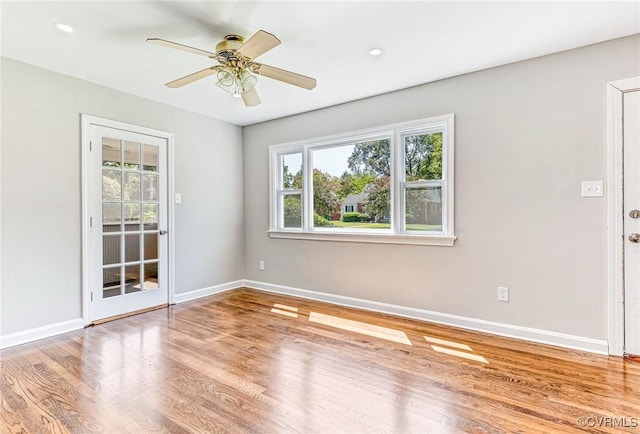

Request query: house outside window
[{"left": 269, "top": 114, "right": 455, "bottom": 246}]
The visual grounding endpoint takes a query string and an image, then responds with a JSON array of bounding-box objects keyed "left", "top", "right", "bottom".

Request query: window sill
[{"left": 268, "top": 230, "right": 457, "bottom": 246}]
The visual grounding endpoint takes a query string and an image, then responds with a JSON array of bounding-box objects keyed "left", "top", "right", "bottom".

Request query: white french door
[
  {"left": 624, "top": 89, "right": 640, "bottom": 356},
  {"left": 85, "top": 120, "right": 170, "bottom": 322}
]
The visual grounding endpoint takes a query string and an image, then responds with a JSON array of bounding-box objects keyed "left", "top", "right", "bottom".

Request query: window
[
  {"left": 401, "top": 130, "right": 444, "bottom": 232},
  {"left": 269, "top": 114, "right": 455, "bottom": 246},
  {"left": 312, "top": 137, "right": 390, "bottom": 229},
  {"left": 277, "top": 152, "right": 303, "bottom": 228}
]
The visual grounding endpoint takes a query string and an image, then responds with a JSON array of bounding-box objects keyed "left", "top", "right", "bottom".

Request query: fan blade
[
  {"left": 242, "top": 88, "right": 261, "bottom": 107},
  {"left": 147, "top": 38, "right": 216, "bottom": 58},
  {"left": 165, "top": 66, "right": 219, "bottom": 88},
  {"left": 236, "top": 30, "right": 280, "bottom": 60},
  {"left": 255, "top": 63, "right": 316, "bottom": 90}
]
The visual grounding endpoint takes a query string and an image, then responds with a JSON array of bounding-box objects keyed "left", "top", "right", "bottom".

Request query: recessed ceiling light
[
  {"left": 54, "top": 23, "right": 74, "bottom": 33},
  {"left": 369, "top": 48, "right": 383, "bottom": 56}
]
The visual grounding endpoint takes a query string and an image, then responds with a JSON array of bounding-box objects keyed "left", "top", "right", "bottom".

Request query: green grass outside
[{"left": 324, "top": 221, "right": 441, "bottom": 231}]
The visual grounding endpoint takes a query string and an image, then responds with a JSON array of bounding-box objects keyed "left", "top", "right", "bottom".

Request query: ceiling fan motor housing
[{"left": 216, "top": 35, "right": 245, "bottom": 61}]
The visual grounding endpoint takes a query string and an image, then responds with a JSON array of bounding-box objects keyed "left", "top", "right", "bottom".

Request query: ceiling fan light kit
[{"left": 147, "top": 30, "right": 316, "bottom": 107}]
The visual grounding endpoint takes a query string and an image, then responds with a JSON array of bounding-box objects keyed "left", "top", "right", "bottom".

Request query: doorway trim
[
  {"left": 81, "top": 115, "right": 176, "bottom": 325},
  {"left": 607, "top": 77, "right": 640, "bottom": 356}
]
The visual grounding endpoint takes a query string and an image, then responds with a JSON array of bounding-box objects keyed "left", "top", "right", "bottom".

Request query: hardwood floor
[{"left": 2, "top": 288, "right": 639, "bottom": 433}]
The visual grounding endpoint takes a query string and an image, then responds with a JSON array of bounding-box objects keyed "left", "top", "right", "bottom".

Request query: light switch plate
[
  {"left": 581, "top": 181, "right": 603, "bottom": 197},
  {"left": 498, "top": 286, "right": 509, "bottom": 302}
]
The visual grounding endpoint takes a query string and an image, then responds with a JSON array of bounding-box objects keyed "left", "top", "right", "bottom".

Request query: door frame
[
  {"left": 607, "top": 77, "right": 640, "bottom": 356},
  {"left": 81, "top": 114, "right": 176, "bottom": 325}
]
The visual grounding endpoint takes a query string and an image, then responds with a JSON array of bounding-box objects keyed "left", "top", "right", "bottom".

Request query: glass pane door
[
  {"left": 102, "top": 138, "right": 160, "bottom": 298},
  {"left": 90, "top": 122, "right": 168, "bottom": 322}
]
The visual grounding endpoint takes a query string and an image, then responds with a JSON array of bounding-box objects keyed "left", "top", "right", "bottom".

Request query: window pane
[
  {"left": 124, "top": 172, "right": 140, "bottom": 201},
  {"left": 143, "top": 174, "right": 158, "bottom": 201},
  {"left": 124, "top": 203, "right": 141, "bottom": 231},
  {"left": 103, "top": 203, "right": 121, "bottom": 232},
  {"left": 102, "top": 138, "right": 121, "bottom": 168},
  {"left": 124, "top": 141, "right": 140, "bottom": 170},
  {"left": 103, "top": 266, "right": 121, "bottom": 298},
  {"left": 125, "top": 233, "right": 140, "bottom": 262},
  {"left": 282, "top": 153, "right": 302, "bottom": 189},
  {"left": 102, "top": 170, "right": 121, "bottom": 200},
  {"left": 404, "top": 132, "right": 442, "bottom": 181},
  {"left": 405, "top": 186, "right": 442, "bottom": 232},
  {"left": 143, "top": 144, "right": 158, "bottom": 172},
  {"left": 124, "top": 264, "right": 141, "bottom": 294},
  {"left": 103, "top": 235, "right": 121, "bottom": 265},
  {"left": 283, "top": 194, "right": 301, "bottom": 228},
  {"left": 144, "top": 233, "right": 158, "bottom": 260},
  {"left": 143, "top": 203, "right": 158, "bottom": 230},
  {"left": 312, "top": 139, "right": 390, "bottom": 229},
  {"left": 144, "top": 262, "right": 159, "bottom": 290}
]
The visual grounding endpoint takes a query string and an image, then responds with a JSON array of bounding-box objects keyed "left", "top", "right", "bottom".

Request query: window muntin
[{"left": 269, "top": 115, "right": 454, "bottom": 244}]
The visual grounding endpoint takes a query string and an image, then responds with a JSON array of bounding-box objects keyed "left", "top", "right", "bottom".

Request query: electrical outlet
[
  {"left": 498, "top": 286, "right": 509, "bottom": 302},
  {"left": 259, "top": 260, "right": 265, "bottom": 270}
]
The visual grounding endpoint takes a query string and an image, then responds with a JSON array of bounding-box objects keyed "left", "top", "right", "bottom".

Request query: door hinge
[
  {"left": 90, "top": 217, "right": 93, "bottom": 228},
  {"left": 90, "top": 141, "right": 92, "bottom": 151},
  {"left": 91, "top": 292, "right": 93, "bottom": 302}
]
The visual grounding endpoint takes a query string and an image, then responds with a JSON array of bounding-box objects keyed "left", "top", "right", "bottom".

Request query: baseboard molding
[
  {"left": 173, "top": 280, "right": 243, "bottom": 304},
  {"left": 0, "top": 279, "right": 610, "bottom": 355},
  {"left": 0, "top": 280, "right": 243, "bottom": 349},
  {"left": 0, "top": 318, "right": 84, "bottom": 349},
  {"left": 243, "top": 280, "right": 609, "bottom": 355}
]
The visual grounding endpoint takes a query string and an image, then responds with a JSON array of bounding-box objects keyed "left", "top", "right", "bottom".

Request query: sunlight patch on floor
[
  {"left": 424, "top": 335, "right": 472, "bottom": 351},
  {"left": 268, "top": 302, "right": 487, "bottom": 358},
  {"left": 271, "top": 303, "right": 299, "bottom": 318},
  {"left": 274, "top": 303, "right": 299, "bottom": 312},
  {"left": 308, "top": 311, "right": 413, "bottom": 346},
  {"left": 430, "top": 345, "right": 489, "bottom": 364}
]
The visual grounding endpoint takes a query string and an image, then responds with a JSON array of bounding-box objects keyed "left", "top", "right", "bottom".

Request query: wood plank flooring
[{"left": 2, "top": 288, "right": 639, "bottom": 433}]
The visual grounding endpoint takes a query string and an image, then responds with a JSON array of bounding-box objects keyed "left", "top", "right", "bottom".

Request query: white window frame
[{"left": 268, "top": 114, "right": 456, "bottom": 246}]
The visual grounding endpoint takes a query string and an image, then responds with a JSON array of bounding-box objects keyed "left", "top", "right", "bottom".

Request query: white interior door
[
  {"left": 624, "top": 89, "right": 640, "bottom": 356},
  {"left": 89, "top": 124, "right": 169, "bottom": 321}
]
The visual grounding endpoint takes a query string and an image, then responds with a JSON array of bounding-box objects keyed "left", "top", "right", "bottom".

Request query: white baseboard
[
  {"left": 0, "top": 280, "right": 243, "bottom": 349},
  {"left": 243, "top": 280, "right": 609, "bottom": 355},
  {"left": 173, "top": 280, "right": 243, "bottom": 304},
  {"left": 0, "top": 318, "right": 84, "bottom": 349},
  {"left": 0, "top": 279, "right": 610, "bottom": 355}
]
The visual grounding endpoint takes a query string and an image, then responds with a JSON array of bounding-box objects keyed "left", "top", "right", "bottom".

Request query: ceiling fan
[{"left": 147, "top": 30, "right": 316, "bottom": 107}]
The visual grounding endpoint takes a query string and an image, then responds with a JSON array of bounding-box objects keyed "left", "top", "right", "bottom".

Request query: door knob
[
  {"left": 629, "top": 233, "right": 640, "bottom": 243},
  {"left": 630, "top": 210, "right": 640, "bottom": 219},
  {"left": 159, "top": 230, "right": 168, "bottom": 235}
]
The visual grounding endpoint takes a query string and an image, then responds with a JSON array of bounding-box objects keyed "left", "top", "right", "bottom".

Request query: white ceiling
[{"left": 1, "top": 1, "right": 639, "bottom": 126}]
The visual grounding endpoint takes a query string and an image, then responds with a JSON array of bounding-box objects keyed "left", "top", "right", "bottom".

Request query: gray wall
[
  {"left": 1, "top": 57, "right": 245, "bottom": 335},
  {"left": 243, "top": 35, "right": 640, "bottom": 340},
  {"left": 2, "top": 35, "right": 639, "bottom": 342}
]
